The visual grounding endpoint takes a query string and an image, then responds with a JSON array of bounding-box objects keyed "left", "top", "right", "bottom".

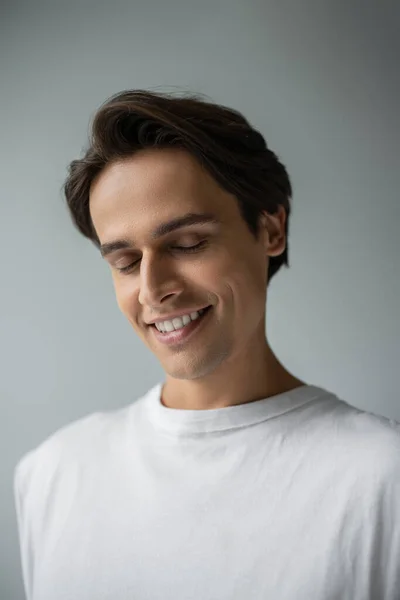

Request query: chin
[
  {"left": 162, "top": 351, "right": 229, "bottom": 381},
  {"left": 162, "top": 364, "right": 206, "bottom": 381}
]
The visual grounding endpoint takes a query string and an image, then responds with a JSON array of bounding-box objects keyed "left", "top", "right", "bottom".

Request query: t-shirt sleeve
[
  {"left": 382, "top": 479, "right": 400, "bottom": 599},
  {"left": 375, "top": 421, "right": 400, "bottom": 599},
  {"left": 12, "top": 414, "right": 101, "bottom": 600},
  {"left": 14, "top": 453, "right": 36, "bottom": 600},
  {"left": 385, "top": 457, "right": 400, "bottom": 598}
]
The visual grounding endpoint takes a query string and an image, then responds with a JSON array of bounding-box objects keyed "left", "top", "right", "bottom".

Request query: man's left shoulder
[
  {"left": 335, "top": 399, "right": 400, "bottom": 484},
  {"left": 351, "top": 405, "right": 400, "bottom": 448}
]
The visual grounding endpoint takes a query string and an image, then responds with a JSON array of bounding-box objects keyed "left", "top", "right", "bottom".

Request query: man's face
[{"left": 89, "top": 148, "right": 285, "bottom": 380}]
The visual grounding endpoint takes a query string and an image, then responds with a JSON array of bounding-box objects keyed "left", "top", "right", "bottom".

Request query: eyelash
[{"left": 116, "top": 241, "right": 208, "bottom": 274}]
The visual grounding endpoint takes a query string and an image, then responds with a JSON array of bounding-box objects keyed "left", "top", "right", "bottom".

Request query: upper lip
[{"left": 146, "top": 306, "right": 210, "bottom": 325}]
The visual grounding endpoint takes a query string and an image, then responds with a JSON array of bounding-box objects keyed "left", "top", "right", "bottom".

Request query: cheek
[
  {"left": 196, "top": 247, "right": 265, "bottom": 300},
  {"left": 113, "top": 280, "right": 139, "bottom": 318},
  {"left": 193, "top": 247, "right": 237, "bottom": 285},
  {"left": 224, "top": 256, "right": 267, "bottom": 315}
]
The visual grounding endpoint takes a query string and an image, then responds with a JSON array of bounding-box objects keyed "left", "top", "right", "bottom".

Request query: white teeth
[
  {"left": 181, "top": 315, "right": 192, "bottom": 326},
  {"left": 155, "top": 308, "right": 206, "bottom": 333}
]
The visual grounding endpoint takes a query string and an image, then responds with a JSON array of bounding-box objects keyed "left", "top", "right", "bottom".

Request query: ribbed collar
[{"left": 142, "top": 381, "right": 330, "bottom": 436}]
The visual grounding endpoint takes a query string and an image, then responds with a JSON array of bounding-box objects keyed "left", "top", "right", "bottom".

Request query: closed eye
[{"left": 115, "top": 240, "right": 208, "bottom": 274}]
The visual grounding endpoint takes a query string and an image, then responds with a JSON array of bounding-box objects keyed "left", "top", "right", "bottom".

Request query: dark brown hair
[{"left": 64, "top": 89, "right": 292, "bottom": 284}]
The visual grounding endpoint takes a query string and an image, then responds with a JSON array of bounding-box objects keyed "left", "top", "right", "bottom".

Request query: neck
[{"left": 161, "top": 337, "right": 305, "bottom": 410}]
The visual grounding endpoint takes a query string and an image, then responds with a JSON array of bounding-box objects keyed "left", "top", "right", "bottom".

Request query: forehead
[{"left": 91, "top": 148, "right": 228, "bottom": 214}]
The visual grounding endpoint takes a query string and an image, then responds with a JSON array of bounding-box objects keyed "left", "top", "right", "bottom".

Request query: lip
[{"left": 150, "top": 306, "right": 212, "bottom": 346}]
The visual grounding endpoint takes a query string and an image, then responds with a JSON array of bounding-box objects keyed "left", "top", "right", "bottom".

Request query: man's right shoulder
[
  {"left": 14, "top": 391, "right": 149, "bottom": 494},
  {"left": 13, "top": 384, "right": 158, "bottom": 496},
  {"left": 13, "top": 409, "right": 106, "bottom": 496}
]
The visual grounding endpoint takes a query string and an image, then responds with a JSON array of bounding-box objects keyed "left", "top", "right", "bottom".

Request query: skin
[{"left": 89, "top": 147, "right": 305, "bottom": 410}]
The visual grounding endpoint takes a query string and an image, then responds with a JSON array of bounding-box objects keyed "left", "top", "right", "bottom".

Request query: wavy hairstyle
[{"left": 63, "top": 90, "right": 292, "bottom": 284}]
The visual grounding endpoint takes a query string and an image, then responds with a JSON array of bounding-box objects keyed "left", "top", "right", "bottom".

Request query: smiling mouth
[{"left": 150, "top": 305, "right": 213, "bottom": 345}]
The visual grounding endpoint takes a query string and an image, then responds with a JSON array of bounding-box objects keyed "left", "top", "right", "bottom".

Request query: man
[{"left": 14, "top": 90, "right": 400, "bottom": 599}]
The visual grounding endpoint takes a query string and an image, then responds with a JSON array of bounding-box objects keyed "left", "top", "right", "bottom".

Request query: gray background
[{"left": 1, "top": 0, "right": 399, "bottom": 597}]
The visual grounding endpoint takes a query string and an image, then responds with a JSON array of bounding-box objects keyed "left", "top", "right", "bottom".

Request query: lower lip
[{"left": 150, "top": 307, "right": 212, "bottom": 346}]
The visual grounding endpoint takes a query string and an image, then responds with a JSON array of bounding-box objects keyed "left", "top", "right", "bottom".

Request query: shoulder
[
  {"left": 12, "top": 404, "right": 134, "bottom": 600},
  {"left": 13, "top": 402, "right": 133, "bottom": 500},
  {"left": 13, "top": 383, "right": 158, "bottom": 502},
  {"left": 314, "top": 393, "right": 400, "bottom": 486},
  {"left": 336, "top": 400, "right": 400, "bottom": 456},
  {"left": 349, "top": 406, "right": 400, "bottom": 483}
]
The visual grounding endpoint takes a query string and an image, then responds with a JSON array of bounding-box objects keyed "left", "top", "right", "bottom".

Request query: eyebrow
[{"left": 99, "top": 212, "right": 220, "bottom": 257}]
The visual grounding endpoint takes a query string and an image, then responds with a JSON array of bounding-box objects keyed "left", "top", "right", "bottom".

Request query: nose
[{"left": 138, "top": 252, "right": 183, "bottom": 307}]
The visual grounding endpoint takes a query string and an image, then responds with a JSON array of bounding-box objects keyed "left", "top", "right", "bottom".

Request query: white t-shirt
[{"left": 14, "top": 382, "right": 400, "bottom": 600}]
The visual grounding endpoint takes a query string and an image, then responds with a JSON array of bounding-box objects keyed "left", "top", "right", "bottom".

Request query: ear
[{"left": 259, "top": 205, "right": 287, "bottom": 257}]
